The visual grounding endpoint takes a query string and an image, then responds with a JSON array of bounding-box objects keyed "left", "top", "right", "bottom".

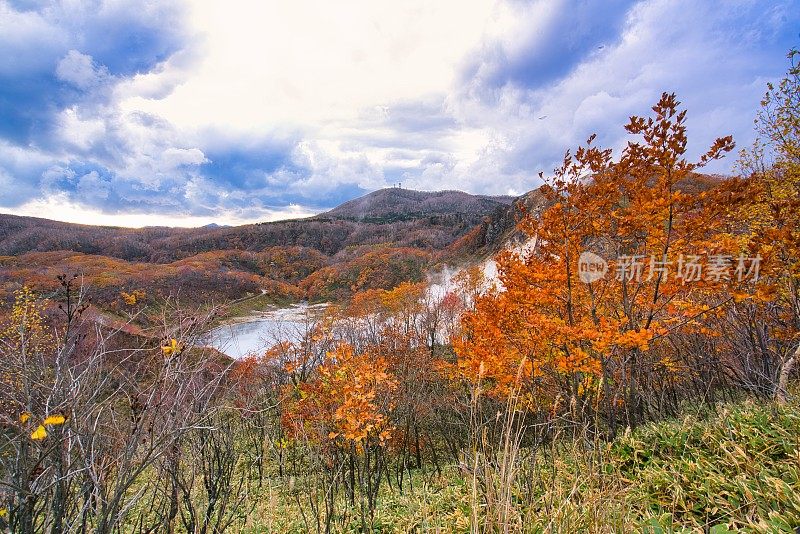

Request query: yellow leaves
[
  {"left": 30, "top": 425, "right": 47, "bottom": 441},
  {"left": 379, "top": 281, "right": 425, "bottom": 314},
  {"left": 659, "top": 356, "right": 683, "bottom": 373},
  {"left": 120, "top": 289, "right": 145, "bottom": 306},
  {"left": 731, "top": 290, "right": 751, "bottom": 303},
  {"left": 697, "top": 326, "right": 720, "bottom": 337},
  {"left": 754, "top": 284, "right": 779, "bottom": 303},
  {"left": 161, "top": 338, "right": 183, "bottom": 357},
  {"left": 0, "top": 507, "right": 7, "bottom": 518},
  {"left": 43, "top": 414, "right": 66, "bottom": 426},
  {"left": 2, "top": 286, "right": 51, "bottom": 352},
  {"left": 552, "top": 345, "right": 602, "bottom": 377},
  {"left": 586, "top": 320, "right": 656, "bottom": 355},
  {"left": 589, "top": 328, "right": 614, "bottom": 356},
  {"left": 576, "top": 375, "right": 599, "bottom": 398},
  {"left": 292, "top": 343, "right": 397, "bottom": 447},
  {"left": 24, "top": 413, "right": 67, "bottom": 441},
  {"left": 617, "top": 328, "right": 654, "bottom": 351}
]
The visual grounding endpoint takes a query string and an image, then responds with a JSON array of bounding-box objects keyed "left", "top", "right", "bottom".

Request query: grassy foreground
[{"left": 230, "top": 396, "right": 799, "bottom": 533}]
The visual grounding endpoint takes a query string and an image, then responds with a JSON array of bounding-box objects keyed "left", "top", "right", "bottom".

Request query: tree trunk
[{"left": 775, "top": 342, "right": 799, "bottom": 404}]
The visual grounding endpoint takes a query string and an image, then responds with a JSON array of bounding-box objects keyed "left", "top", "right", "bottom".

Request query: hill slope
[
  {"left": 0, "top": 189, "right": 512, "bottom": 262},
  {"left": 318, "top": 188, "right": 514, "bottom": 222},
  {"left": 240, "top": 395, "right": 800, "bottom": 531},
  {"left": 0, "top": 173, "right": 732, "bottom": 326},
  {"left": 0, "top": 188, "right": 526, "bottom": 311}
]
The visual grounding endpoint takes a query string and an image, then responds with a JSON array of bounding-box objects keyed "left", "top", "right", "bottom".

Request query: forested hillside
[
  {"left": 0, "top": 189, "right": 518, "bottom": 312},
  {"left": 318, "top": 188, "right": 513, "bottom": 222},
  {"left": 0, "top": 189, "right": 512, "bottom": 261}
]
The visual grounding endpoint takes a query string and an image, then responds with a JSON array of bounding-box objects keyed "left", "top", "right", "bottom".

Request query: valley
[{"left": 0, "top": 188, "right": 522, "bottom": 322}]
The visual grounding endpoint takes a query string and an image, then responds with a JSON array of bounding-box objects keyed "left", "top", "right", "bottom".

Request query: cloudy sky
[{"left": 0, "top": 0, "right": 797, "bottom": 227}]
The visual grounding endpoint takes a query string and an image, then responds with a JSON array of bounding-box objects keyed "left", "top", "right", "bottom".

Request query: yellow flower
[
  {"left": 0, "top": 507, "right": 7, "bottom": 518},
  {"left": 30, "top": 425, "right": 47, "bottom": 441},
  {"left": 19, "top": 412, "right": 31, "bottom": 424},
  {"left": 43, "top": 414, "right": 66, "bottom": 426}
]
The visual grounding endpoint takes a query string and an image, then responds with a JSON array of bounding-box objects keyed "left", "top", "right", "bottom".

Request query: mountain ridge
[
  {"left": 0, "top": 173, "right": 723, "bottom": 312},
  {"left": 0, "top": 186, "right": 533, "bottom": 311},
  {"left": 0, "top": 188, "right": 521, "bottom": 261},
  {"left": 316, "top": 188, "right": 515, "bottom": 222}
]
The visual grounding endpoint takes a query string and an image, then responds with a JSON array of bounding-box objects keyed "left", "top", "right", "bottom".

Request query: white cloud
[
  {"left": 0, "top": 2, "right": 69, "bottom": 76},
  {"left": 0, "top": 194, "right": 317, "bottom": 228},
  {"left": 56, "top": 108, "right": 107, "bottom": 151},
  {"left": 2, "top": 0, "right": 797, "bottom": 227},
  {"left": 121, "top": 0, "right": 497, "bottom": 131},
  {"left": 430, "top": 0, "right": 795, "bottom": 192},
  {"left": 161, "top": 147, "right": 208, "bottom": 168},
  {"left": 0, "top": 167, "right": 12, "bottom": 190},
  {"left": 76, "top": 170, "right": 110, "bottom": 201},
  {"left": 56, "top": 50, "right": 111, "bottom": 90},
  {"left": 290, "top": 139, "right": 385, "bottom": 192}
]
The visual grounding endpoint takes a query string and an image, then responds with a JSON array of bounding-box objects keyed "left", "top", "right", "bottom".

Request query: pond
[{"left": 204, "top": 302, "right": 328, "bottom": 359}]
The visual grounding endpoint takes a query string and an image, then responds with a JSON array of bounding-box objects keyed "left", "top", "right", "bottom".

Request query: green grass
[
  {"left": 232, "top": 397, "right": 800, "bottom": 533},
  {"left": 614, "top": 401, "right": 800, "bottom": 532},
  {"left": 111, "top": 396, "right": 799, "bottom": 532}
]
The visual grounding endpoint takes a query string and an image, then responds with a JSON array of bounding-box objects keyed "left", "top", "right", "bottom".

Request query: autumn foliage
[
  {"left": 450, "top": 73, "right": 799, "bottom": 433},
  {"left": 285, "top": 344, "right": 396, "bottom": 447}
]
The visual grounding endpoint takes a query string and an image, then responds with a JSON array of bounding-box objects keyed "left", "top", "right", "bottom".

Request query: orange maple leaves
[
  {"left": 452, "top": 93, "right": 738, "bottom": 415},
  {"left": 285, "top": 344, "right": 396, "bottom": 447}
]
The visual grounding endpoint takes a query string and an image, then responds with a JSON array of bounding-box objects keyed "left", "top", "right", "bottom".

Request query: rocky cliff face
[
  {"left": 444, "top": 186, "right": 549, "bottom": 261},
  {"left": 484, "top": 188, "right": 547, "bottom": 248},
  {"left": 452, "top": 172, "right": 724, "bottom": 261}
]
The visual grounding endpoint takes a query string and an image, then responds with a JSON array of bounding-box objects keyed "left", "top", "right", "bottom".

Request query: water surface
[{"left": 205, "top": 303, "right": 328, "bottom": 359}]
